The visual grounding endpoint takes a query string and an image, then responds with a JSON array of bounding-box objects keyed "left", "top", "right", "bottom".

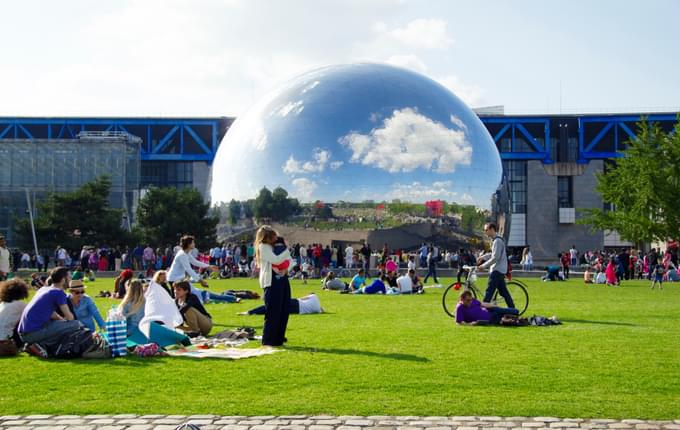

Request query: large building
[{"left": 1, "top": 112, "right": 677, "bottom": 263}]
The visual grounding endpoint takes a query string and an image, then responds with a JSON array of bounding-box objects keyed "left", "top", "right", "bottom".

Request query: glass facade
[
  {"left": 141, "top": 161, "right": 194, "bottom": 189},
  {"left": 557, "top": 176, "right": 573, "bottom": 208},
  {"left": 0, "top": 132, "right": 140, "bottom": 244},
  {"left": 503, "top": 160, "right": 527, "bottom": 214}
]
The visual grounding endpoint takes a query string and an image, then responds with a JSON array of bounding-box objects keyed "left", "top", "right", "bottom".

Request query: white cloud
[
  {"left": 437, "top": 75, "right": 485, "bottom": 107},
  {"left": 282, "top": 148, "right": 332, "bottom": 174},
  {"left": 339, "top": 107, "right": 472, "bottom": 174},
  {"left": 450, "top": 114, "right": 468, "bottom": 130},
  {"left": 301, "top": 80, "right": 320, "bottom": 94},
  {"left": 382, "top": 19, "right": 454, "bottom": 50},
  {"left": 292, "top": 178, "right": 318, "bottom": 201},
  {"left": 330, "top": 161, "right": 344, "bottom": 170},
  {"left": 385, "top": 181, "right": 459, "bottom": 201},
  {"left": 277, "top": 100, "right": 304, "bottom": 117}
]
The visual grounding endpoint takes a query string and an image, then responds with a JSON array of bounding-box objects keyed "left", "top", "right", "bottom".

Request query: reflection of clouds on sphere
[{"left": 210, "top": 63, "right": 502, "bottom": 209}]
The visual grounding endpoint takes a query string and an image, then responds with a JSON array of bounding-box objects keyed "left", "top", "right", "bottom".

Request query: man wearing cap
[
  {"left": 0, "top": 236, "right": 10, "bottom": 281},
  {"left": 67, "top": 280, "right": 105, "bottom": 332}
]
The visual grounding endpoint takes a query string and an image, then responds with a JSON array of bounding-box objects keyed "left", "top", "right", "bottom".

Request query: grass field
[{"left": 2, "top": 275, "right": 680, "bottom": 418}]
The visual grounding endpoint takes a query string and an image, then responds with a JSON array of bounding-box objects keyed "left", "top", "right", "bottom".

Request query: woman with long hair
[
  {"left": 255, "top": 225, "right": 292, "bottom": 347},
  {"left": 118, "top": 279, "right": 145, "bottom": 336}
]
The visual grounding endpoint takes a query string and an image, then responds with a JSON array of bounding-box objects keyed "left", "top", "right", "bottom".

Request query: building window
[
  {"left": 503, "top": 160, "right": 527, "bottom": 214},
  {"left": 141, "top": 161, "right": 193, "bottom": 189},
  {"left": 557, "top": 176, "right": 573, "bottom": 208}
]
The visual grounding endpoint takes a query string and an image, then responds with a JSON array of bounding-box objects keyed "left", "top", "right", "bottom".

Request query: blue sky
[{"left": 0, "top": 0, "right": 678, "bottom": 117}]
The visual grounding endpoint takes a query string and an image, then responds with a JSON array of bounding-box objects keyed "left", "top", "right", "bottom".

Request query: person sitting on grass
[
  {"left": 594, "top": 269, "right": 606, "bottom": 284},
  {"left": 353, "top": 273, "right": 388, "bottom": 294},
  {"left": 348, "top": 268, "right": 367, "bottom": 292},
  {"left": 455, "top": 290, "right": 519, "bottom": 326},
  {"left": 84, "top": 268, "right": 96, "bottom": 282},
  {"left": 153, "top": 270, "right": 174, "bottom": 298},
  {"left": 71, "top": 266, "right": 84, "bottom": 281},
  {"left": 68, "top": 280, "right": 105, "bottom": 333},
  {"left": 0, "top": 279, "right": 29, "bottom": 356},
  {"left": 605, "top": 258, "right": 620, "bottom": 286},
  {"left": 173, "top": 281, "right": 212, "bottom": 337},
  {"left": 118, "top": 279, "right": 146, "bottom": 336},
  {"left": 396, "top": 270, "right": 413, "bottom": 294},
  {"left": 239, "top": 293, "right": 324, "bottom": 316},
  {"left": 584, "top": 266, "right": 594, "bottom": 284},
  {"left": 113, "top": 269, "right": 134, "bottom": 299},
  {"left": 17, "top": 267, "right": 83, "bottom": 357},
  {"left": 322, "top": 271, "right": 347, "bottom": 291},
  {"left": 30, "top": 273, "right": 46, "bottom": 289}
]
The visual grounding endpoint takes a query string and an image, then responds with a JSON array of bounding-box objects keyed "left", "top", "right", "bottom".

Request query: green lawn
[{"left": 2, "top": 276, "right": 680, "bottom": 418}]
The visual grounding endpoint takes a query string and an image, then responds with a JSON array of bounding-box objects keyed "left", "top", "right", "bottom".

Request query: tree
[
  {"left": 253, "top": 187, "right": 274, "bottom": 220},
  {"left": 228, "top": 199, "right": 241, "bottom": 225},
  {"left": 252, "top": 186, "right": 300, "bottom": 221},
  {"left": 136, "top": 187, "right": 218, "bottom": 247},
  {"left": 579, "top": 118, "right": 680, "bottom": 244},
  {"left": 14, "top": 176, "right": 128, "bottom": 251}
]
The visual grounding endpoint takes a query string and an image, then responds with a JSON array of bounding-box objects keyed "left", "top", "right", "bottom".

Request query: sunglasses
[{"left": 71, "top": 290, "right": 85, "bottom": 295}]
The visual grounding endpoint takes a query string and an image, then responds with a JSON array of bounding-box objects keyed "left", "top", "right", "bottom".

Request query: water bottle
[{"left": 106, "top": 306, "right": 127, "bottom": 357}]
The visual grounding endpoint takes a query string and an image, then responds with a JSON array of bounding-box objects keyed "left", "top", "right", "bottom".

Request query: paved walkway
[{"left": 1, "top": 415, "right": 679, "bottom": 430}]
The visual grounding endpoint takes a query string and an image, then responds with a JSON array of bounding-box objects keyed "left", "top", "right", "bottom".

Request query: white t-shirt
[
  {"left": 345, "top": 246, "right": 354, "bottom": 258},
  {"left": 301, "top": 262, "right": 311, "bottom": 273},
  {"left": 396, "top": 275, "right": 413, "bottom": 294},
  {"left": 0, "top": 247, "right": 10, "bottom": 273},
  {"left": 569, "top": 248, "right": 578, "bottom": 259},
  {"left": 407, "top": 260, "right": 416, "bottom": 271},
  {"left": 57, "top": 248, "right": 67, "bottom": 260},
  {"left": 298, "top": 294, "right": 322, "bottom": 314},
  {"left": 0, "top": 300, "right": 26, "bottom": 340}
]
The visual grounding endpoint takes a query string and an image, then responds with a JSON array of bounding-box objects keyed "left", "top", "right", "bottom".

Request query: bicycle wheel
[
  {"left": 442, "top": 282, "right": 477, "bottom": 318},
  {"left": 493, "top": 280, "right": 529, "bottom": 315}
]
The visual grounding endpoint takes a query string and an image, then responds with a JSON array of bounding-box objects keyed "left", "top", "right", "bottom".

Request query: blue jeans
[
  {"left": 20, "top": 320, "right": 84, "bottom": 347},
  {"left": 484, "top": 271, "right": 515, "bottom": 309},
  {"left": 201, "top": 290, "right": 238, "bottom": 303}
]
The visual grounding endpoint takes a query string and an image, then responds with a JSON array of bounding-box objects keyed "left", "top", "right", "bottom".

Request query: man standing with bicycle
[{"left": 477, "top": 222, "right": 515, "bottom": 309}]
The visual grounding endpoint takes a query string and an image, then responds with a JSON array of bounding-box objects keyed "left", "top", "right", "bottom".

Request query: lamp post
[{"left": 24, "top": 189, "right": 39, "bottom": 258}]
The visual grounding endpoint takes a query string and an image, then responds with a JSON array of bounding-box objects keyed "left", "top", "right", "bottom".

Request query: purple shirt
[
  {"left": 18, "top": 287, "right": 67, "bottom": 334},
  {"left": 456, "top": 299, "right": 490, "bottom": 324}
]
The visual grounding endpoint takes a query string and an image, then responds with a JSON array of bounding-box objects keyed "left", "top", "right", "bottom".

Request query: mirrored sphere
[{"left": 211, "top": 63, "right": 507, "bottom": 234}]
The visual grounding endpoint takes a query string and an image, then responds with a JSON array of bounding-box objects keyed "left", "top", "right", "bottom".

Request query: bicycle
[{"left": 442, "top": 265, "right": 529, "bottom": 318}]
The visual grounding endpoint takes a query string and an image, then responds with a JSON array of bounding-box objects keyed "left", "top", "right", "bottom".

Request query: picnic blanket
[{"left": 165, "top": 345, "right": 281, "bottom": 360}]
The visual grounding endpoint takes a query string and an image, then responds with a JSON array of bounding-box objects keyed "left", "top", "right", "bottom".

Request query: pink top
[{"left": 605, "top": 262, "right": 617, "bottom": 283}]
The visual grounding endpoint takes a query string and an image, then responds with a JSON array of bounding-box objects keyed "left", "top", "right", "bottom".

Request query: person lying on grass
[
  {"left": 321, "top": 271, "right": 347, "bottom": 291},
  {"left": 455, "top": 290, "right": 518, "bottom": 326},
  {"left": 239, "top": 293, "right": 323, "bottom": 316},
  {"left": 353, "top": 273, "right": 389, "bottom": 294}
]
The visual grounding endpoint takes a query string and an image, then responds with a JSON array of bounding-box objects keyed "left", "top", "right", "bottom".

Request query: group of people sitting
[{"left": 321, "top": 267, "right": 425, "bottom": 295}]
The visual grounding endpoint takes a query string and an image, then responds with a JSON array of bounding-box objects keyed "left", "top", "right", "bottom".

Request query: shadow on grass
[
  {"left": 560, "top": 318, "right": 637, "bottom": 327},
  {"left": 285, "top": 345, "right": 430, "bottom": 362}
]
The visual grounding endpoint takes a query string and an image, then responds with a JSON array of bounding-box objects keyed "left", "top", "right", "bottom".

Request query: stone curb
[{"left": 1, "top": 416, "right": 679, "bottom": 430}]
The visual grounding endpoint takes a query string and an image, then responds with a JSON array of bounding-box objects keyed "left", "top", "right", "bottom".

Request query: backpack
[{"left": 500, "top": 315, "right": 529, "bottom": 326}]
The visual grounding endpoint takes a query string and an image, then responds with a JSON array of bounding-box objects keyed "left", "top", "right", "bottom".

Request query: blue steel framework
[
  {"left": 0, "top": 117, "right": 231, "bottom": 162},
  {"left": 0, "top": 113, "right": 676, "bottom": 164},
  {"left": 480, "top": 112, "right": 677, "bottom": 163}
]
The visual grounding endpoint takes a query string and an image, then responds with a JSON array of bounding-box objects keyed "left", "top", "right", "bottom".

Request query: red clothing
[
  {"left": 560, "top": 255, "right": 570, "bottom": 266},
  {"left": 98, "top": 256, "right": 108, "bottom": 271}
]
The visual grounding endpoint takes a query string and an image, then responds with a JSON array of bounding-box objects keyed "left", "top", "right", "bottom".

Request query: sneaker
[{"left": 25, "top": 343, "right": 48, "bottom": 359}]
